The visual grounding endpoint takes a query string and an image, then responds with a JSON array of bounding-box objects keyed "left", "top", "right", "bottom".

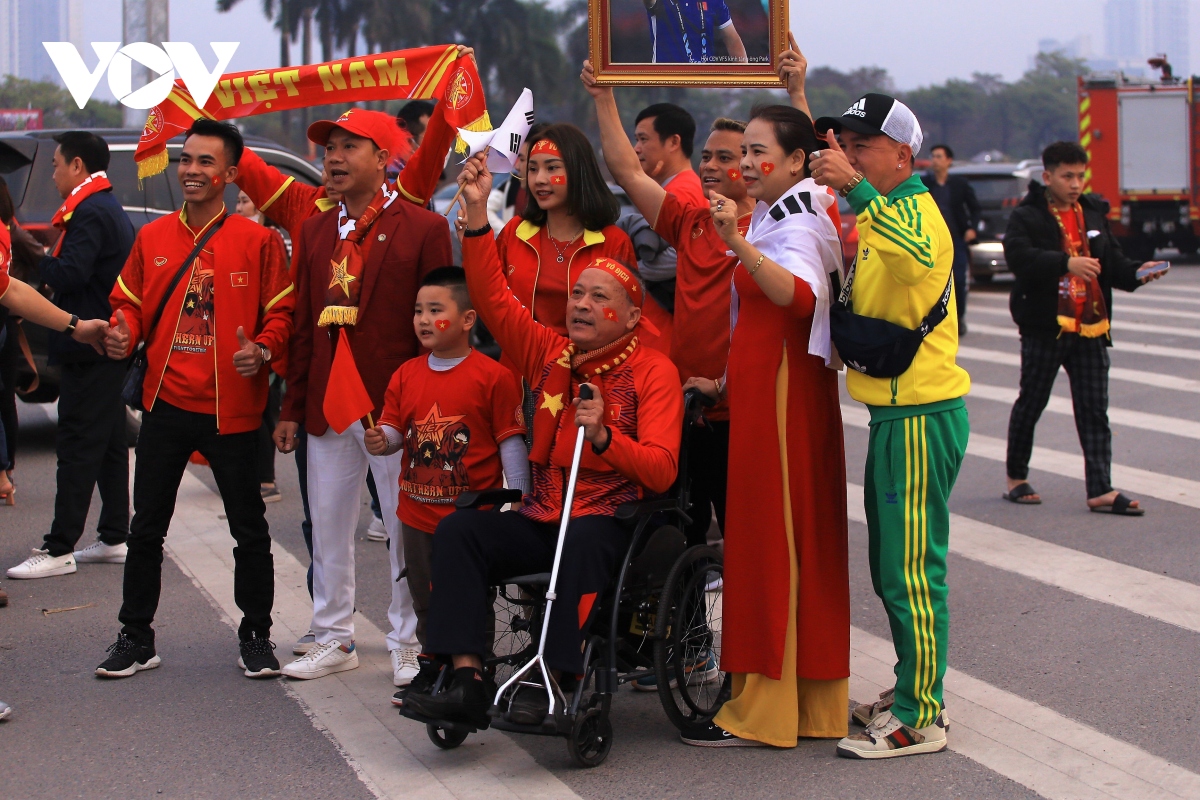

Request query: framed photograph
[{"left": 589, "top": 0, "right": 788, "bottom": 86}]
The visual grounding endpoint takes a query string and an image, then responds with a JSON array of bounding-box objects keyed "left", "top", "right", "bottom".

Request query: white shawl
[{"left": 731, "top": 178, "right": 845, "bottom": 365}]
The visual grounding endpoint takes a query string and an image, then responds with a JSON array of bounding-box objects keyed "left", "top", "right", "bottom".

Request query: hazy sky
[{"left": 78, "top": 0, "right": 1200, "bottom": 102}]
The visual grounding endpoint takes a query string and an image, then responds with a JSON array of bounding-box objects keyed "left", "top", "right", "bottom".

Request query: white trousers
[{"left": 307, "top": 421, "right": 417, "bottom": 650}]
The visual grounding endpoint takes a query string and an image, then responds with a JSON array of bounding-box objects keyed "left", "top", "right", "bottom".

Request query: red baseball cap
[{"left": 307, "top": 108, "right": 401, "bottom": 155}]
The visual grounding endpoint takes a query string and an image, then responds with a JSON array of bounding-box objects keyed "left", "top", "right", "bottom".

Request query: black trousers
[
  {"left": 256, "top": 376, "right": 282, "bottom": 484},
  {"left": 426, "top": 510, "right": 629, "bottom": 674},
  {"left": 402, "top": 522, "right": 435, "bottom": 647},
  {"left": 683, "top": 420, "right": 729, "bottom": 548},
  {"left": 43, "top": 359, "right": 129, "bottom": 556},
  {"left": 1006, "top": 334, "right": 1112, "bottom": 498},
  {"left": 0, "top": 317, "right": 18, "bottom": 468},
  {"left": 119, "top": 401, "right": 273, "bottom": 645}
]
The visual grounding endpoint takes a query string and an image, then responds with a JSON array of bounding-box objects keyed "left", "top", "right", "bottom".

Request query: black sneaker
[
  {"left": 391, "top": 655, "right": 441, "bottom": 707},
  {"left": 95, "top": 633, "right": 161, "bottom": 678},
  {"left": 403, "top": 667, "right": 492, "bottom": 727},
  {"left": 507, "top": 686, "right": 551, "bottom": 725},
  {"left": 238, "top": 633, "right": 281, "bottom": 678},
  {"left": 679, "top": 720, "right": 767, "bottom": 747}
]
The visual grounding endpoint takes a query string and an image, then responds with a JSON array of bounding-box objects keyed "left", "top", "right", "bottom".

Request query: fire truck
[{"left": 1078, "top": 61, "right": 1199, "bottom": 260}]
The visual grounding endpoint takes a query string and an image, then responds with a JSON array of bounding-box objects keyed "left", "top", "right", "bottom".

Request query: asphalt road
[{"left": 2, "top": 266, "right": 1199, "bottom": 799}]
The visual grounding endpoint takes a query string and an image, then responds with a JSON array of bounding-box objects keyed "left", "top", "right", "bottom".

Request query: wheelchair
[{"left": 399, "top": 389, "right": 728, "bottom": 767}]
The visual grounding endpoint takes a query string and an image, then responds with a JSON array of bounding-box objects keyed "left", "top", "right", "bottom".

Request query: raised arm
[
  {"left": 777, "top": 33, "right": 811, "bottom": 117},
  {"left": 235, "top": 146, "right": 322, "bottom": 239},
  {"left": 459, "top": 154, "right": 562, "bottom": 384},
  {"left": 719, "top": 24, "right": 747, "bottom": 63},
  {"left": 581, "top": 60, "right": 668, "bottom": 227}
]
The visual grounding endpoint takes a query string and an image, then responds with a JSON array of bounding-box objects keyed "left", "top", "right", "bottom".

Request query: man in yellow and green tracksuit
[{"left": 812, "top": 93, "right": 970, "bottom": 760}]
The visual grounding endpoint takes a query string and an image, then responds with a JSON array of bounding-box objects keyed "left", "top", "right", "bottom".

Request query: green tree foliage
[{"left": 0, "top": 76, "right": 121, "bottom": 129}]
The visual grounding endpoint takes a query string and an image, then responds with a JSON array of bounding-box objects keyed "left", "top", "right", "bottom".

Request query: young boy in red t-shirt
[{"left": 364, "top": 267, "right": 528, "bottom": 651}]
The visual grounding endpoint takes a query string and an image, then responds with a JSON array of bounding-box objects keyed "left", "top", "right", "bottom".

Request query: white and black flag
[{"left": 455, "top": 87, "right": 535, "bottom": 175}]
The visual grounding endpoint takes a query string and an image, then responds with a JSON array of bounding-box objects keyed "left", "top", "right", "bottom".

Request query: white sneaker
[
  {"left": 281, "top": 639, "right": 359, "bottom": 680},
  {"left": 391, "top": 646, "right": 421, "bottom": 687},
  {"left": 366, "top": 515, "right": 387, "bottom": 542},
  {"left": 7, "top": 549, "right": 76, "bottom": 579},
  {"left": 0, "top": 701, "right": 12, "bottom": 721},
  {"left": 836, "top": 709, "right": 949, "bottom": 760},
  {"left": 73, "top": 541, "right": 128, "bottom": 564},
  {"left": 293, "top": 630, "right": 317, "bottom": 655}
]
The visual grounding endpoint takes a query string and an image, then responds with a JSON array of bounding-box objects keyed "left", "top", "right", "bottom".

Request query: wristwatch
[
  {"left": 256, "top": 343, "right": 271, "bottom": 363},
  {"left": 63, "top": 314, "right": 78, "bottom": 335}
]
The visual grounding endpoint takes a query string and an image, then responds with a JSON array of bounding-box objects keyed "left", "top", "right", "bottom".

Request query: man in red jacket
[
  {"left": 403, "top": 154, "right": 683, "bottom": 728},
  {"left": 274, "top": 109, "right": 452, "bottom": 685},
  {"left": 98, "top": 119, "right": 294, "bottom": 681}
]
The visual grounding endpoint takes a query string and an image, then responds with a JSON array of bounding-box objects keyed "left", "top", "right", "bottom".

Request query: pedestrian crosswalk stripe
[
  {"left": 848, "top": 482, "right": 1200, "bottom": 634},
  {"left": 851, "top": 627, "right": 1200, "bottom": 800},
  {"left": 972, "top": 305, "right": 1200, "bottom": 339},
  {"left": 965, "top": 381, "right": 1200, "bottom": 440},
  {"left": 1110, "top": 303, "right": 1200, "bottom": 322},
  {"left": 968, "top": 322, "right": 1200, "bottom": 362},
  {"left": 841, "top": 404, "right": 1200, "bottom": 509},
  {"left": 956, "top": 345, "right": 1200, "bottom": 393}
]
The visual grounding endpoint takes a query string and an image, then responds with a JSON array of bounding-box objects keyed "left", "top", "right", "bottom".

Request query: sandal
[
  {"left": 1003, "top": 482, "right": 1041, "bottom": 505},
  {"left": 1089, "top": 493, "right": 1144, "bottom": 516}
]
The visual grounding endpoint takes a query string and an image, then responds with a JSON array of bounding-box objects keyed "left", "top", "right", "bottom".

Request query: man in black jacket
[
  {"left": 6, "top": 132, "right": 135, "bottom": 580},
  {"left": 1001, "top": 141, "right": 1161, "bottom": 515},
  {"left": 922, "top": 144, "right": 980, "bottom": 334}
]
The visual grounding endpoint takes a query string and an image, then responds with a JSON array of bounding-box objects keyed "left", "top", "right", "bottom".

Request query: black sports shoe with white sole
[
  {"left": 238, "top": 633, "right": 281, "bottom": 678},
  {"left": 679, "top": 720, "right": 767, "bottom": 747},
  {"left": 95, "top": 634, "right": 161, "bottom": 678}
]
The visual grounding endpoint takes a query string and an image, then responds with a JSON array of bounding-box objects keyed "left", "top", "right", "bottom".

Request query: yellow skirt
[{"left": 712, "top": 347, "right": 849, "bottom": 748}]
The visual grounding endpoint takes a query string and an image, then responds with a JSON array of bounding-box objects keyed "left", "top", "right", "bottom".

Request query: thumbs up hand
[
  {"left": 233, "top": 325, "right": 265, "bottom": 377},
  {"left": 809, "top": 129, "right": 858, "bottom": 192},
  {"left": 105, "top": 309, "right": 131, "bottom": 360}
]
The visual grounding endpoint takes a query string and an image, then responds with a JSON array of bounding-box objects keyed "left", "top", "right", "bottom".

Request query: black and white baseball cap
[{"left": 814, "top": 93, "right": 924, "bottom": 155}]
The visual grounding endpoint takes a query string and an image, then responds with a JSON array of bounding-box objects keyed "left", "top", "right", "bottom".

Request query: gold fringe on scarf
[{"left": 319, "top": 306, "right": 360, "bottom": 327}]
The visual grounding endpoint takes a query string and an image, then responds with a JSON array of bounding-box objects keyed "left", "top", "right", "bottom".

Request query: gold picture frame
[{"left": 588, "top": 0, "right": 788, "bottom": 87}]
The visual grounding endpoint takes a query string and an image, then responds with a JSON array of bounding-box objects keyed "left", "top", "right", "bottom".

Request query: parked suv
[
  {"left": 1, "top": 128, "right": 321, "bottom": 408},
  {"left": 948, "top": 160, "right": 1040, "bottom": 283}
]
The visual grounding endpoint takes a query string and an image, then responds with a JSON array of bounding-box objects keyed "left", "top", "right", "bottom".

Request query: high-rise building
[
  {"left": 1105, "top": 0, "right": 1143, "bottom": 61},
  {"left": 0, "top": 0, "right": 83, "bottom": 82},
  {"left": 1147, "top": 0, "right": 1189, "bottom": 76}
]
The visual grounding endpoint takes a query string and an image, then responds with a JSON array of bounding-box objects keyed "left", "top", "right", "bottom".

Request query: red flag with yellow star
[{"left": 323, "top": 328, "right": 375, "bottom": 434}]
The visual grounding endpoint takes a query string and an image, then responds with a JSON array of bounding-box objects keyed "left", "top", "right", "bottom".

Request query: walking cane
[{"left": 493, "top": 384, "right": 595, "bottom": 719}]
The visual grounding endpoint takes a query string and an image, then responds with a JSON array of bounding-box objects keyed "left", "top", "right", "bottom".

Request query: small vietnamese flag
[{"left": 323, "top": 328, "right": 375, "bottom": 434}]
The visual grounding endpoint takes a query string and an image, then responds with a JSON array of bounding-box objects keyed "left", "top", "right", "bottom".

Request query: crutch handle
[{"left": 578, "top": 384, "right": 594, "bottom": 401}]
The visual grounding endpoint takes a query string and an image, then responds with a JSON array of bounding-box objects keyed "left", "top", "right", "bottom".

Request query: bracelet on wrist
[
  {"left": 839, "top": 172, "right": 865, "bottom": 198},
  {"left": 748, "top": 254, "right": 766, "bottom": 275},
  {"left": 462, "top": 223, "right": 493, "bottom": 238},
  {"left": 63, "top": 314, "right": 78, "bottom": 335}
]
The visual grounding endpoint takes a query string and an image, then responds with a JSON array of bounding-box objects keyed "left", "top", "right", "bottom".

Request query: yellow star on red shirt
[
  {"left": 540, "top": 391, "right": 565, "bottom": 416},
  {"left": 329, "top": 256, "right": 355, "bottom": 297},
  {"left": 414, "top": 402, "right": 465, "bottom": 447}
]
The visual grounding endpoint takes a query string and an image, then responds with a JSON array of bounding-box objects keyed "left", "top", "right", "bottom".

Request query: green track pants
[{"left": 864, "top": 402, "right": 969, "bottom": 730}]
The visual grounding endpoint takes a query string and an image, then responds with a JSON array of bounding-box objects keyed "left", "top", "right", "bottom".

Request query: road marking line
[
  {"left": 965, "top": 381, "right": 1200, "bottom": 440},
  {"left": 850, "top": 627, "right": 1200, "bottom": 800},
  {"left": 841, "top": 404, "right": 1200, "bottom": 509},
  {"left": 971, "top": 293, "right": 1200, "bottom": 322},
  {"left": 969, "top": 302, "right": 1200, "bottom": 335},
  {"left": 164, "top": 469, "right": 582, "bottom": 800},
  {"left": 1153, "top": 285, "right": 1200, "bottom": 296},
  {"left": 846, "top": 483, "right": 1200, "bottom": 633},
  {"left": 956, "top": 345, "right": 1200, "bottom": 393},
  {"left": 968, "top": 322, "right": 1200, "bottom": 361}
]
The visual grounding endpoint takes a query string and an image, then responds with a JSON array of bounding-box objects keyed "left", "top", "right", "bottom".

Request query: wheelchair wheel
[
  {"left": 653, "top": 545, "right": 728, "bottom": 730},
  {"left": 491, "top": 585, "right": 537, "bottom": 687},
  {"left": 567, "top": 707, "right": 613, "bottom": 767},
  {"left": 427, "top": 723, "right": 469, "bottom": 749}
]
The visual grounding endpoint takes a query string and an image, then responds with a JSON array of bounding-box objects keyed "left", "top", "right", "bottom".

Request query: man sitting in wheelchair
[{"left": 402, "top": 153, "right": 683, "bottom": 728}]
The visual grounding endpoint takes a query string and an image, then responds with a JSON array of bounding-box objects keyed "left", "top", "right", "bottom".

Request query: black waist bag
[
  {"left": 121, "top": 217, "right": 226, "bottom": 411},
  {"left": 830, "top": 257, "right": 953, "bottom": 379}
]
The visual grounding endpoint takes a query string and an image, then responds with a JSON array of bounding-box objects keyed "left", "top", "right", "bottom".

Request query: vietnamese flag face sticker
[
  {"left": 550, "top": 175, "right": 566, "bottom": 186},
  {"left": 760, "top": 162, "right": 775, "bottom": 176},
  {"left": 727, "top": 168, "right": 741, "bottom": 181},
  {"left": 602, "top": 307, "right": 618, "bottom": 322},
  {"left": 435, "top": 319, "right": 450, "bottom": 331}
]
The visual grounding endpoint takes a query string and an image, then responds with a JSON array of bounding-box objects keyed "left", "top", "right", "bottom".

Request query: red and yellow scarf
[
  {"left": 51, "top": 171, "right": 112, "bottom": 256},
  {"left": 1051, "top": 203, "right": 1109, "bottom": 338},
  {"left": 530, "top": 332, "right": 638, "bottom": 466},
  {"left": 319, "top": 182, "right": 398, "bottom": 327}
]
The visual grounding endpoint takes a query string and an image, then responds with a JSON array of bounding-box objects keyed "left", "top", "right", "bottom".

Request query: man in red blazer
[{"left": 274, "top": 109, "right": 452, "bottom": 685}]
